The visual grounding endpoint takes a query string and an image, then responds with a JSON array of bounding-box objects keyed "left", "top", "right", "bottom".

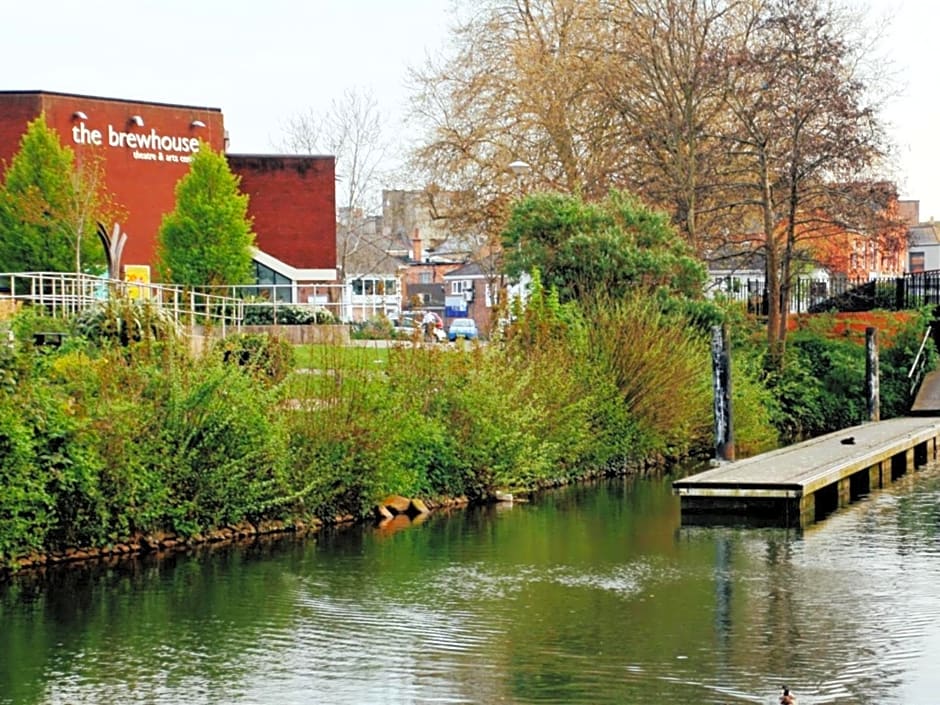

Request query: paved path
[{"left": 911, "top": 368, "right": 940, "bottom": 415}]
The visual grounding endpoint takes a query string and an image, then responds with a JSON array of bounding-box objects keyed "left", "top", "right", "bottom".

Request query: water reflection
[{"left": 2, "top": 466, "right": 940, "bottom": 704}]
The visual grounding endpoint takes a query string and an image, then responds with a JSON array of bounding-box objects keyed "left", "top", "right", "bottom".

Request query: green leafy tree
[
  {"left": 502, "top": 190, "right": 705, "bottom": 304},
  {"left": 156, "top": 144, "right": 255, "bottom": 286},
  {"left": 0, "top": 114, "right": 110, "bottom": 273}
]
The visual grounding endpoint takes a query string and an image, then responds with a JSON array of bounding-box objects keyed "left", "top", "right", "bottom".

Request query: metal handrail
[
  {"left": 908, "top": 325, "right": 933, "bottom": 394},
  {"left": 0, "top": 271, "right": 246, "bottom": 333}
]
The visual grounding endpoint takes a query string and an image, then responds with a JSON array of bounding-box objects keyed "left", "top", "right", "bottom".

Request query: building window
[
  {"left": 419, "top": 271, "right": 433, "bottom": 284},
  {"left": 451, "top": 280, "right": 472, "bottom": 295},
  {"left": 910, "top": 252, "right": 926, "bottom": 273},
  {"left": 252, "top": 261, "right": 292, "bottom": 302},
  {"left": 352, "top": 277, "right": 398, "bottom": 297}
]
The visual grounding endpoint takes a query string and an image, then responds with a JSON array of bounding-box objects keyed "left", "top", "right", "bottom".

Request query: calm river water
[{"left": 2, "top": 463, "right": 940, "bottom": 705}]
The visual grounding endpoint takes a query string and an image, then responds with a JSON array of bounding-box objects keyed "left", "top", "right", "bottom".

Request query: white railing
[
  {"left": 0, "top": 272, "right": 246, "bottom": 334},
  {"left": 201, "top": 282, "right": 348, "bottom": 323},
  {"left": 908, "top": 325, "right": 934, "bottom": 395}
]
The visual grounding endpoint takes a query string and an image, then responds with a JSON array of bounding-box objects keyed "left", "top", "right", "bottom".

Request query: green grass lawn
[
  {"left": 283, "top": 344, "right": 386, "bottom": 399},
  {"left": 293, "top": 343, "right": 391, "bottom": 370}
]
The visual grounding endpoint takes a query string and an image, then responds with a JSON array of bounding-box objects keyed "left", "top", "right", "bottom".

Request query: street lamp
[
  {"left": 503, "top": 159, "right": 532, "bottom": 308},
  {"left": 508, "top": 159, "right": 531, "bottom": 183}
]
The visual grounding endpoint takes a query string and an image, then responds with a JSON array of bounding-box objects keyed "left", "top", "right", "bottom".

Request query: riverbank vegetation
[
  {"left": 0, "top": 284, "right": 933, "bottom": 569},
  {"left": 1, "top": 188, "right": 934, "bottom": 570}
]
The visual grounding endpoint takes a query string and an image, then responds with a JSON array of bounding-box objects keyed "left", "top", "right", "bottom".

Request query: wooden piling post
[
  {"left": 866, "top": 327, "right": 880, "bottom": 422},
  {"left": 712, "top": 324, "right": 735, "bottom": 462}
]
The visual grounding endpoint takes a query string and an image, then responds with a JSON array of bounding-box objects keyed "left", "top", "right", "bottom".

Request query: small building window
[
  {"left": 910, "top": 252, "right": 926, "bottom": 274},
  {"left": 352, "top": 277, "right": 398, "bottom": 296},
  {"left": 252, "top": 261, "right": 292, "bottom": 302}
]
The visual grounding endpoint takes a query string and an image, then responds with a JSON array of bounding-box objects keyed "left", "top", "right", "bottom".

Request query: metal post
[
  {"left": 712, "top": 324, "right": 735, "bottom": 462},
  {"left": 866, "top": 327, "right": 880, "bottom": 422}
]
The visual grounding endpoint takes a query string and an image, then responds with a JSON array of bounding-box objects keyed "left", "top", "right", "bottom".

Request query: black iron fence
[{"left": 708, "top": 271, "right": 940, "bottom": 315}]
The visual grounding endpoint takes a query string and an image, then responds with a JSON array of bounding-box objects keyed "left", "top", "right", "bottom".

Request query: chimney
[{"left": 412, "top": 227, "right": 423, "bottom": 263}]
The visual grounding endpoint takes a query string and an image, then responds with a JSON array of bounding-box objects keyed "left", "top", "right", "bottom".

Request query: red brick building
[
  {"left": 227, "top": 154, "right": 337, "bottom": 300},
  {"left": 0, "top": 91, "right": 336, "bottom": 296}
]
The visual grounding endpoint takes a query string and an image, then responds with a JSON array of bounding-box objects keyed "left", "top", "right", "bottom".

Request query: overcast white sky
[{"left": 2, "top": 0, "right": 938, "bottom": 218}]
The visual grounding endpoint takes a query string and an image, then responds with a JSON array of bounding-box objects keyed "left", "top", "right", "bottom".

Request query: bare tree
[
  {"left": 279, "top": 88, "right": 391, "bottom": 279},
  {"left": 409, "top": 0, "right": 629, "bottom": 307},
  {"left": 410, "top": 0, "right": 896, "bottom": 360},
  {"left": 600, "top": 0, "right": 759, "bottom": 253},
  {"left": 722, "top": 0, "right": 892, "bottom": 362},
  {"left": 409, "top": 1, "right": 620, "bottom": 230}
]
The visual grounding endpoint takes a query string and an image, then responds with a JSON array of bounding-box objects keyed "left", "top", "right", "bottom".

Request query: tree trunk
[
  {"left": 778, "top": 145, "right": 801, "bottom": 352},
  {"left": 760, "top": 153, "right": 783, "bottom": 368}
]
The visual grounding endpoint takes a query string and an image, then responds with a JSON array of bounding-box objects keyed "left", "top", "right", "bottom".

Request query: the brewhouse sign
[{"left": 71, "top": 120, "right": 201, "bottom": 164}]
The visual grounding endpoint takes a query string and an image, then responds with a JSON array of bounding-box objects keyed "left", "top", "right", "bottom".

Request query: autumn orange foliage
[{"left": 789, "top": 311, "right": 916, "bottom": 342}]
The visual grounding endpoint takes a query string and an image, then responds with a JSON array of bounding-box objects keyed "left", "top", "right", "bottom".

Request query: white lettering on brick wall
[{"left": 71, "top": 121, "right": 201, "bottom": 163}]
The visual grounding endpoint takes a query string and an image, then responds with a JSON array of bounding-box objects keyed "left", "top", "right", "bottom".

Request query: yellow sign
[{"left": 124, "top": 265, "right": 151, "bottom": 300}]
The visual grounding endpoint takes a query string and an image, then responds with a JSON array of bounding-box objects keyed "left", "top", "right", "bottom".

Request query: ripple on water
[
  {"left": 6, "top": 464, "right": 940, "bottom": 705},
  {"left": 422, "top": 557, "right": 678, "bottom": 604}
]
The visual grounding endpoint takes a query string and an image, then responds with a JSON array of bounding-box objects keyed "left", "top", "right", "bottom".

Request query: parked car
[
  {"left": 394, "top": 312, "right": 446, "bottom": 342},
  {"left": 447, "top": 317, "right": 479, "bottom": 341}
]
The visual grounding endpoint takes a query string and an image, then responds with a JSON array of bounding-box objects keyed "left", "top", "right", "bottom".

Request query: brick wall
[
  {"left": 0, "top": 92, "right": 338, "bottom": 277},
  {"left": 228, "top": 155, "right": 336, "bottom": 271},
  {"left": 0, "top": 91, "right": 225, "bottom": 270},
  {"left": 0, "top": 93, "right": 42, "bottom": 170}
]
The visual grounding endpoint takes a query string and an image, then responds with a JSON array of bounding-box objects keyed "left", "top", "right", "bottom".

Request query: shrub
[
  {"left": 764, "top": 311, "right": 932, "bottom": 442},
  {"left": 1, "top": 369, "right": 110, "bottom": 553},
  {"left": 72, "top": 297, "right": 178, "bottom": 346},
  {"left": 728, "top": 346, "right": 781, "bottom": 456},
  {"left": 374, "top": 409, "right": 464, "bottom": 498},
  {"left": 350, "top": 316, "right": 395, "bottom": 340},
  {"left": 46, "top": 346, "right": 172, "bottom": 539},
  {"left": 242, "top": 302, "right": 336, "bottom": 325},
  {"left": 281, "top": 366, "right": 390, "bottom": 520},
  {"left": 147, "top": 361, "right": 289, "bottom": 535},
  {"left": 7, "top": 306, "right": 69, "bottom": 346},
  {"left": 215, "top": 332, "right": 295, "bottom": 384},
  {"left": 586, "top": 296, "right": 713, "bottom": 457},
  {"left": 0, "top": 393, "right": 51, "bottom": 562}
]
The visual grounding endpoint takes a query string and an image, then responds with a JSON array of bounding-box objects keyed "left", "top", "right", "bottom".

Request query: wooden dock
[{"left": 673, "top": 416, "right": 940, "bottom": 527}]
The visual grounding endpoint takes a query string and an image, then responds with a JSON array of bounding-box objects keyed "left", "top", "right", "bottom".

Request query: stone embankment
[
  {"left": 3, "top": 451, "right": 676, "bottom": 577},
  {"left": 5, "top": 495, "right": 476, "bottom": 575},
  {"left": 5, "top": 460, "right": 676, "bottom": 576}
]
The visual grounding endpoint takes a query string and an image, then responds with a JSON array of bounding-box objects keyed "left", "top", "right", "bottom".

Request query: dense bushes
[
  {"left": 72, "top": 298, "right": 178, "bottom": 346},
  {"left": 241, "top": 302, "right": 336, "bottom": 325},
  {"left": 0, "top": 330, "right": 291, "bottom": 562},
  {"left": 214, "top": 333, "right": 295, "bottom": 384},
  {"left": 731, "top": 309, "right": 936, "bottom": 444},
  {"left": 0, "top": 298, "right": 934, "bottom": 567}
]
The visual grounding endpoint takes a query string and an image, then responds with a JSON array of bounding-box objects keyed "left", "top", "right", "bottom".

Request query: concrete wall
[{"left": 239, "top": 324, "right": 350, "bottom": 345}]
